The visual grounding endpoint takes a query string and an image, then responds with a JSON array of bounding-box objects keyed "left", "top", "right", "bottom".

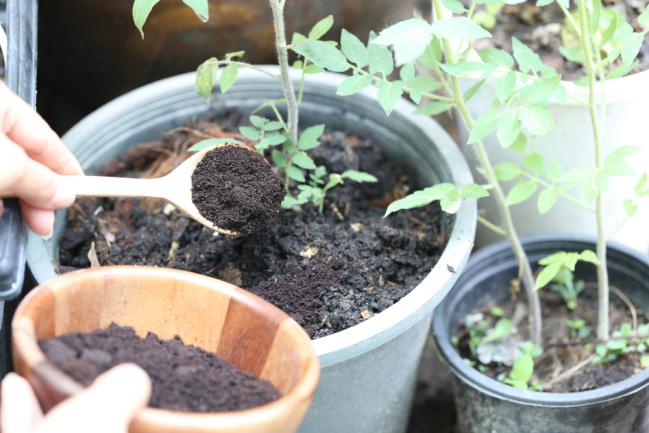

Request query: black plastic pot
[{"left": 433, "top": 235, "right": 649, "bottom": 433}]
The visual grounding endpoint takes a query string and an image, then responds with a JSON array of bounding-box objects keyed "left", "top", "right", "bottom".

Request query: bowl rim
[{"left": 12, "top": 265, "right": 320, "bottom": 425}]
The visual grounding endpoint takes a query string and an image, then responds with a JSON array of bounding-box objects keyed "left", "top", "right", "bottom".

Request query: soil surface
[
  {"left": 474, "top": 0, "right": 649, "bottom": 80},
  {"left": 59, "top": 110, "right": 449, "bottom": 339},
  {"left": 191, "top": 145, "right": 284, "bottom": 235},
  {"left": 456, "top": 286, "right": 647, "bottom": 393},
  {"left": 39, "top": 323, "right": 280, "bottom": 412}
]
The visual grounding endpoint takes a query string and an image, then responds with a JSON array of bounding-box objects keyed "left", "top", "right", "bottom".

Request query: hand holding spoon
[{"left": 58, "top": 144, "right": 285, "bottom": 236}]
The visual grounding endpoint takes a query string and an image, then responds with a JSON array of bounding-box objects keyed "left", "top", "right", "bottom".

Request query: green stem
[
  {"left": 520, "top": 171, "right": 594, "bottom": 212},
  {"left": 577, "top": 0, "right": 609, "bottom": 340},
  {"left": 433, "top": 0, "right": 542, "bottom": 347},
  {"left": 219, "top": 60, "right": 281, "bottom": 79},
  {"left": 478, "top": 215, "right": 506, "bottom": 236},
  {"left": 268, "top": 0, "right": 299, "bottom": 144}
]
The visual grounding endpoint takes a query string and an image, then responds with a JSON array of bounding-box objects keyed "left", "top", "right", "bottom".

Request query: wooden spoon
[{"left": 59, "top": 144, "right": 253, "bottom": 236}]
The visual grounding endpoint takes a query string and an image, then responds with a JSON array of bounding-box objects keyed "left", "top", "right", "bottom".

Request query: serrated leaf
[
  {"left": 308, "top": 15, "right": 334, "bottom": 40},
  {"left": 535, "top": 261, "right": 562, "bottom": 290},
  {"left": 182, "top": 0, "right": 209, "bottom": 21},
  {"left": 341, "top": 170, "right": 378, "bottom": 182},
  {"left": 341, "top": 29, "right": 369, "bottom": 66},
  {"left": 496, "top": 111, "right": 521, "bottom": 148},
  {"left": 506, "top": 180, "right": 538, "bottom": 205},
  {"left": 132, "top": 0, "right": 160, "bottom": 38},
  {"left": 479, "top": 49, "right": 515, "bottom": 69},
  {"left": 512, "top": 37, "right": 545, "bottom": 74},
  {"left": 263, "top": 121, "right": 283, "bottom": 131},
  {"left": 494, "top": 162, "right": 521, "bottom": 181},
  {"left": 520, "top": 76, "right": 562, "bottom": 105},
  {"left": 292, "top": 152, "right": 316, "bottom": 169},
  {"left": 272, "top": 150, "right": 287, "bottom": 167},
  {"left": 494, "top": 71, "right": 517, "bottom": 103},
  {"left": 373, "top": 18, "right": 433, "bottom": 65},
  {"left": 287, "top": 166, "right": 305, "bottom": 182},
  {"left": 520, "top": 105, "right": 554, "bottom": 136},
  {"left": 250, "top": 115, "right": 267, "bottom": 128},
  {"left": 579, "top": 249, "right": 599, "bottom": 265},
  {"left": 195, "top": 58, "right": 218, "bottom": 100},
  {"left": 220, "top": 63, "right": 238, "bottom": 93},
  {"left": 385, "top": 183, "right": 456, "bottom": 216},
  {"left": 188, "top": 137, "right": 245, "bottom": 152},
  {"left": 293, "top": 40, "right": 350, "bottom": 72},
  {"left": 430, "top": 17, "right": 491, "bottom": 40},
  {"left": 523, "top": 152, "right": 544, "bottom": 174},
  {"left": 368, "top": 36, "right": 394, "bottom": 76},
  {"left": 298, "top": 124, "right": 325, "bottom": 150},
  {"left": 336, "top": 74, "right": 373, "bottom": 96},
  {"left": 537, "top": 188, "right": 558, "bottom": 214},
  {"left": 377, "top": 80, "right": 404, "bottom": 115},
  {"left": 415, "top": 101, "right": 453, "bottom": 116},
  {"left": 239, "top": 126, "right": 261, "bottom": 141},
  {"left": 460, "top": 184, "right": 489, "bottom": 199},
  {"left": 266, "top": 133, "right": 287, "bottom": 146},
  {"left": 468, "top": 110, "right": 501, "bottom": 144}
]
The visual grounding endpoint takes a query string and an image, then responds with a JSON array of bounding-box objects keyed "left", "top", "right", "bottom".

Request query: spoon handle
[{"left": 59, "top": 176, "right": 167, "bottom": 199}]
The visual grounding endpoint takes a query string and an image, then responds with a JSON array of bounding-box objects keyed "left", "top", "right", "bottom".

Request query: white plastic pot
[
  {"left": 458, "top": 70, "right": 649, "bottom": 253},
  {"left": 26, "top": 68, "right": 476, "bottom": 433}
]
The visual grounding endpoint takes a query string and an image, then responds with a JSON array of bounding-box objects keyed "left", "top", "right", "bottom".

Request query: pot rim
[
  {"left": 12, "top": 265, "right": 320, "bottom": 426},
  {"left": 26, "top": 67, "right": 477, "bottom": 367},
  {"left": 433, "top": 234, "right": 649, "bottom": 407}
]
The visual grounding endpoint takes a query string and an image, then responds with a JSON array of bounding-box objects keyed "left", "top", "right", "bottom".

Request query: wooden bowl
[{"left": 12, "top": 266, "right": 319, "bottom": 433}]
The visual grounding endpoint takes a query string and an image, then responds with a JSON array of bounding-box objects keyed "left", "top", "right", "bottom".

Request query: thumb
[
  {"left": 38, "top": 364, "right": 151, "bottom": 433},
  {"left": 1, "top": 373, "right": 44, "bottom": 433}
]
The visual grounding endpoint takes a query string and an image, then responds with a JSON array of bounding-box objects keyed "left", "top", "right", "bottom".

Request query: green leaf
[
  {"left": 621, "top": 32, "right": 643, "bottom": 67},
  {"left": 298, "top": 124, "right": 325, "bottom": 150},
  {"left": 132, "top": 0, "right": 160, "bottom": 38},
  {"left": 195, "top": 58, "right": 218, "bottom": 100},
  {"left": 494, "top": 162, "right": 521, "bottom": 181},
  {"left": 460, "top": 184, "right": 489, "bottom": 199},
  {"left": 641, "top": 355, "right": 649, "bottom": 368},
  {"left": 523, "top": 153, "right": 544, "bottom": 174},
  {"left": 405, "top": 75, "right": 442, "bottom": 104},
  {"left": 479, "top": 49, "right": 515, "bottom": 69},
  {"left": 385, "top": 183, "right": 456, "bottom": 216},
  {"left": 441, "top": 188, "right": 461, "bottom": 213},
  {"left": 377, "top": 80, "right": 404, "bottom": 115},
  {"left": 464, "top": 79, "right": 486, "bottom": 102},
  {"left": 220, "top": 63, "right": 238, "bottom": 93},
  {"left": 512, "top": 37, "right": 544, "bottom": 74},
  {"left": 624, "top": 199, "right": 638, "bottom": 217},
  {"left": 341, "top": 170, "right": 378, "bottom": 182},
  {"left": 336, "top": 74, "right": 373, "bottom": 96},
  {"left": 509, "top": 353, "right": 534, "bottom": 384},
  {"left": 292, "top": 152, "right": 316, "bottom": 169},
  {"left": 519, "top": 76, "right": 562, "bottom": 105},
  {"left": 266, "top": 133, "right": 287, "bottom": 146},
  {"left": 263, "top": 121, "right": 283, "bottom": 131},
  {"left": 188, "top": 137, "right": 244, "bottom": 152},
  {"left": 293, "top": 40, "right": 350, "bottom": 72},
  {"left": 442, "top": 0, "right": 466, "bottom": 13},
  {"left": 537, "top": 188, "right": 558, "bottom": 214},
  {"left": 535, "top": 261, "right": 562, "bottom": 290},
  {"left": 373, "top": 18, "right": 433, "bottom": 65},
  {"left": 308, "top": 15, "right": 334, "bottom": 40},
  {"left": 547, "top": 161, "right": 561, "bottom": 182},
  {"left": 271, "top": 150, "right": 287, "bottom": 167},
  {"left": 607, "top": 339, "right": 627, "bottom": 351},
  {"left": 341, "top": 29, "right": 369, "bottom": 66},
  {"left": 467, "top": 110, "right": 501, "bottom": 144},
  {"left": 415, "top": 101, "right": 453, "bottom": 116},
  {"left": 494, "top": 72, "right": 517, "bottom": 103},
  {"left": 579, "top": 250, "right": 599, "bottom": 265},
  {"left": 482, "top": 319, "right": 513, "bottom": 344},
  {"left": 506, "top": 180, "right": 538, "bottom": 205},
  {"left": 520, "top": 105, "right": 554, "bottom": 136},
  {"left": 496, "top": 111, "right": 521, "bottom": 148},
  {"left": 182, "top": 0, "right": 209, "bottom": 21},
  {"left": 239, "top": 126, "right": 261, "bottom": 141},
  {"left": 639, "top": 7, "right": 649, "bottom": 28},
  {"left": 249, "top": 115, "right": 267, "bottom": 128},
  {"left": 537, "top": 0, "right": 554, "bottom": 5},
  {"left": 287, "top": 166, "right": 305, "bottom": 182},
  {"left": 368, "top": 34, "right": 394, "bottom": 76},
  {"left": 430, "top": 17, "right": 491, "bottom": 40}
]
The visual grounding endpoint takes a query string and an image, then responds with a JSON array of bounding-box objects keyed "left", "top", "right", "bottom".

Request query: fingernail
[
  {"left": 39, "top": 230, "right": 53, "bottom": 241},
  {"left": 50, "top": 183, "right": 75, "bottom": 208}
]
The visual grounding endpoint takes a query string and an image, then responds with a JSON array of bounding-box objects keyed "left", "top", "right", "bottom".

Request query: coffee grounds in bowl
[{"left": 39, "top": 323, "right": 281, "bottom": 412}]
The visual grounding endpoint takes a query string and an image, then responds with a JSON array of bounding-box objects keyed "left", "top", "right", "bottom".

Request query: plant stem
[
  {"left": 268, "top": 0, "right": 299, "bottom": 144},
  {"left": 433, "top": 0, "right": 542, "bottom": 347},
  {"left": 477, "top": 215, "right": 506, "bottom": 236},
  {"left": 577, "top": 0, "right": 609, "bottom": 340}
]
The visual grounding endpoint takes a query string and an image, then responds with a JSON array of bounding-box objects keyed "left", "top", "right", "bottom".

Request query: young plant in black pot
[
  {"left": 295, "top": 1, "right": 649, "bottom": 432},
  {"left": 26, "top": 2, "right": 478, "bottom": 433}
]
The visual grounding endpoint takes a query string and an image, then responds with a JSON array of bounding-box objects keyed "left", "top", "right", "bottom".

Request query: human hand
[
  {"left": 1, "top": 364, "right": 151, "bottom": 433},
  {"left": 0, "top": 81, "right": 82, "bottom": 236}
]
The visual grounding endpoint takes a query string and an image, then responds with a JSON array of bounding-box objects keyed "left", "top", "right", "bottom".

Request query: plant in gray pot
[
  {"left": 26, "top": 2, "right": 477, "bottom": 433},
  {"left": 298, "top": 0, "right": 649, "bottom": 431}
]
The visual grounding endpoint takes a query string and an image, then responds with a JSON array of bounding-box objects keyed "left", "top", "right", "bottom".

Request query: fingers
[
  {"left": 0, "top": 82, "right": 82, "bottom": 176},
  {"left": 1, "top": 373, "right": 44, "bottom": 433},
  {"left": 0, "top": 138, "right": 75, "bottom": 212},
  {"left": 39, "top": 364, "right": 151, "bottom": 433},
  {"left": 19, "top": 202, "right": 55, "bottom": 237}
]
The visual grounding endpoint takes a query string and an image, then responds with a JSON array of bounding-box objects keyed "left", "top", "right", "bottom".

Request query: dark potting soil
[
  {"left": 191, "top": 146, "right": 284, "bottom": 235},
  {"left": 39, "top": 323, "right": 280, "bottom": 412},
  {"left": 59, "top": 110, "right": 449, "bottom": 339},
  {"left": 456, "top": 286, "right": 647, "bottom": 393},
  {"left": 474, "top": 0, "right": 649, "bottom": 80}
]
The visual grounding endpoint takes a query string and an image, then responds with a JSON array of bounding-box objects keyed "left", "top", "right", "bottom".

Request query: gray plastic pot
[
  {"left": 433, "top": 235, "right": 649, "bottom": 433},
  {"left": 26, "top": 67, "right": 476, "bottom": 433}
]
